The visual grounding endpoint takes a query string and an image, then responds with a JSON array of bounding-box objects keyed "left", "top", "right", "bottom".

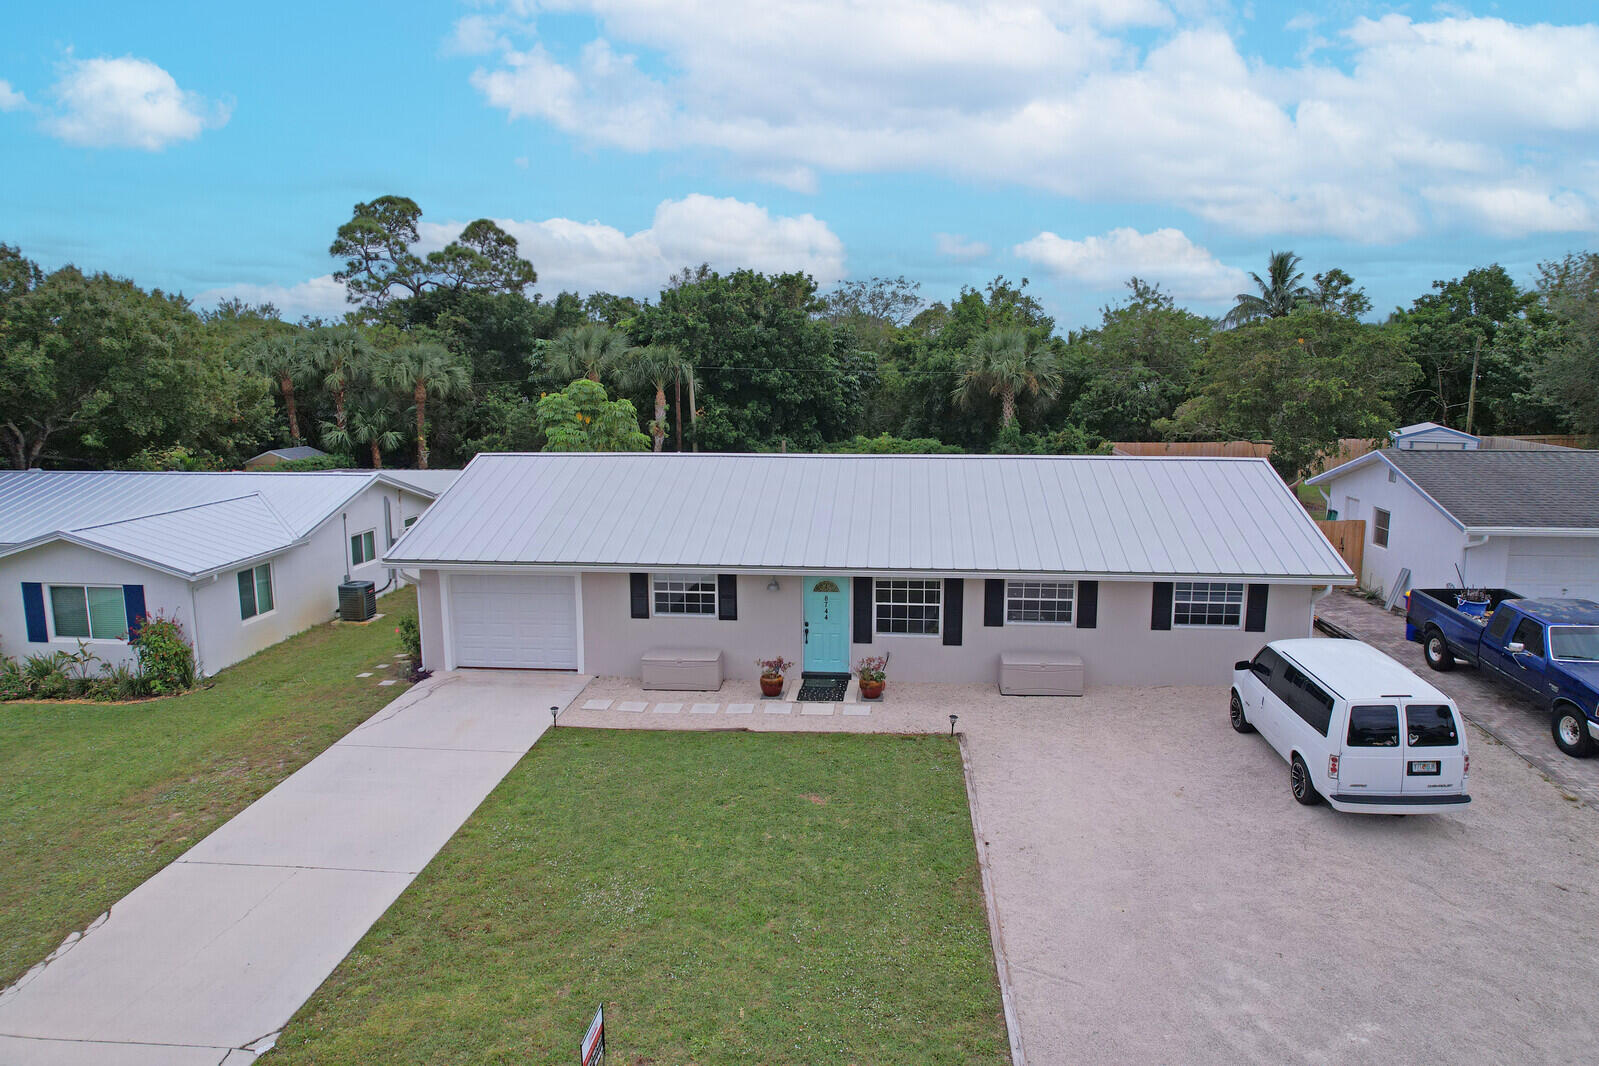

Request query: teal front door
[{"left": 803, "top": 577, "right": 850, "bottom": 674}]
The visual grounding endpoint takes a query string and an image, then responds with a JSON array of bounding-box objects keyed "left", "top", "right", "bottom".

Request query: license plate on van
[{"left": 1408, "top": 760, "right": 1440, "bottom": 775}]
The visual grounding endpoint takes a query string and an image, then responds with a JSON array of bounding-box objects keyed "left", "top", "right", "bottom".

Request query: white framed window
[
  {"left": 875, "top": 579, "right": 941, "bottom": 636},
  {"left": 48, "top": 585, "right": 127, "bottom": 641},
  {"left": 1006, "top": 580, "right": 1075, "bottom": 624},
  {"left": 238, "top": 563, "right": 275, "bottom": 620},
  {"left": 350, "top": 529, "right": 377, "bottom": 566},
  {"left": 653, "top": 573, "right": 717, "bottom": 616},
  {"left": 1387, "top": 468, "right": 1397, "bottom": 483},
  {"left": 1172, "top": 581, "right": 1244, "bottom": 627},
  {"left": 1373, "top": 507, "right": 1391, "bottom": 548},
  {"left": 403, "top": 516, "right": 417, "bottom": 529}
]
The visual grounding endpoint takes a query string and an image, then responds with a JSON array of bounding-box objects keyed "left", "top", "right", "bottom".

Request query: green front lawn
[
  {"left": 0, "top": 587, "right": 416, "bottom": 986},
  {"left": 273, "top": 729, "right": 1010, "bottom": 1065}
]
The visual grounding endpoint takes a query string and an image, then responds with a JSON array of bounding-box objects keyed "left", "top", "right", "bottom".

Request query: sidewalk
[
  {"left": 1315, "top": 590, "right": 1599, "bottom": 806},
  {"left": 0, "top": 670, "right": 589, "bottom": 1066}
]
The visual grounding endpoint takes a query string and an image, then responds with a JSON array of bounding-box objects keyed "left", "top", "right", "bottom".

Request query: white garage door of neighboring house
[
  {"left": 1505, "top": 538, "right": 1599, "bottom": 601},
  {"left": 450, "top": 573, "right": 579, "bottom": 669}
]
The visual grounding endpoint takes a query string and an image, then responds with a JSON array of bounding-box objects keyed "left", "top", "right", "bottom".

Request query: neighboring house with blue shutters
[
  {"left": 386, "top": 453, "right": 1354, "bottom": 688},
  {"left": 0, "top": 470, "right": 455, "bottom": 676}
]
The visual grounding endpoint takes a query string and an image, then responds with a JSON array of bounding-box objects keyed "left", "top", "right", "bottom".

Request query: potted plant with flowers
[
  {"left": 856, "top": 655, "right": 887, "bottom": 700},
  {"left": 756, "top": 655, "right": 794, "bottom": 698}
]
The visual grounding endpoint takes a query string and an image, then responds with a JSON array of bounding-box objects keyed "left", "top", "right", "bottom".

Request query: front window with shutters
[
  {"left": 1172, "top": 581, "right": 1244, "bottom": 627},
  {"left": 653, "top": 573, "right": 717, "bottom": 616},
  {"left": 875, "top": 580, "right": 941, "bottom": 635},
  {"left": 1006, "top": 580, "right": 1074, "bottom": 624},
  {"left": 49, "top": 585, "right": 128, "bottom": 640},
  {"left": 238, "top": 563, "right": 275, "bottom": 620}
]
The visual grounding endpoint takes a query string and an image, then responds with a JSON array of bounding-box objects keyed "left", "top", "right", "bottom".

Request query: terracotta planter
[
  {"left": 859, "top": 678, "right": 885, "bottom": 700},
  {"left": 760, "top": 675, "right": 785, "bottom": 697}
]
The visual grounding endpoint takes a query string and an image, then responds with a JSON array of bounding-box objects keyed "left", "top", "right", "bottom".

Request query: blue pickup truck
[{"left": 1407, "top": 588, "right": 1599, "bottom": 758}]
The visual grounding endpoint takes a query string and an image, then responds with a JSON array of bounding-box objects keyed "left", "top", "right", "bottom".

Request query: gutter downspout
[
  {"left": 188, "top": 579, "right": 206, "bottom": 678},
  {"left": 1309, "top": 583, "right": 1335, "bottom": 638}
]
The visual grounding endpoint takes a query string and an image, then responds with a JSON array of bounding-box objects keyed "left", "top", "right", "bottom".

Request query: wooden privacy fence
[{"left": 1316, "top": 519, "right": 1365, "bottom": 578}]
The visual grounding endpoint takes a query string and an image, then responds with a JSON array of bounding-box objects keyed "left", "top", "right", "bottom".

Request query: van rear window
[
  {"left": 1406, "top": 705, "right": 1459, "bottom": 747},
  {"left": 1347, "top": 705, "right": 1399, "bottom": 747}
]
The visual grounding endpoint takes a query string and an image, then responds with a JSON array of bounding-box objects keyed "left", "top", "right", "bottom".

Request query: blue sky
[{"left": 2, "top": 1, "right": 1597, "bottom": 332}]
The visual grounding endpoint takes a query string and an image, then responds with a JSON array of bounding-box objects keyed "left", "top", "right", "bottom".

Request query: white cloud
[
  {"left": 1013, "top": 226, "right": 1248, "bottom": 302},
  {"left": 195, "top": 274, "right": 350, "bottom": 321},
  {"left": 1422, "top": 182, "right": 1596, "bottom": 236},
  {"left": 46, "top": 56, "right": 228, "bottom": 150},
  {"left": 934, "top": 233, "right": 990, "bottom": 262},
  {"left": 458, "top": 4, "right": 1599, "bottom": 241},
  {"left": 0, "top": 79, "right": 26, "bottom": 111}
]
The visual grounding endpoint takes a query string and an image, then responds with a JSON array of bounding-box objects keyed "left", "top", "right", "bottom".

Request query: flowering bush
[
  {"left": 855, "top": 656, "right": 888, "bottom": 683},
  {"left": 131, "top": 613, "right": 198, "bottom": 695},
  {"left": 755, "top": 655, "right": 794, "bottom": 678}
]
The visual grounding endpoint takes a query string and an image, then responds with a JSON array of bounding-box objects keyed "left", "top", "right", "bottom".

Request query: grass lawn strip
[
  {"left": 0, "top": 588, "right": 417, "bottom": 987},
  {"left": 272, "top": 729, "right": 1011, "bottom": 1065}
]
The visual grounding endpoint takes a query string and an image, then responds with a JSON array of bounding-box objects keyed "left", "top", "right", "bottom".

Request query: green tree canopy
[
  {"left": 535, "top": 379, "right": 650, "bottom": 452},
  {"left": 1224, "top": 250, "right": 1312, "bottom": 326}
]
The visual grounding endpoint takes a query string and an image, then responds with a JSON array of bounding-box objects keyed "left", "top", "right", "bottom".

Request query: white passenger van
[{"left": 1231, "top": 638, "right": 1471, "bottom": 814}]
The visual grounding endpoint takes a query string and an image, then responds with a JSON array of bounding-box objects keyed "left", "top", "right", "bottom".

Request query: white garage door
[
  {"left": 450, "top": 573, "right": 579, "bottom": 669},
  {"left": 1505, "top": 538, "right": 1599, "bottom": 601}
]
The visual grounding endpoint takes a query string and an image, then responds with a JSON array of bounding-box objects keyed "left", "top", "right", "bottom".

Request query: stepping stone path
[
  {"left": 582, "top": 698, "right": 614, "bottom": 710},
  {"left": 841, "top": 705, "right": 871, "bottom": 716},
  {"left": 356, "top": 672, "right": 372, "bottom": 678},
  {"left": 800, "top": 703, "right": 834, "bottom": 716},
  {"left": 378, "top": 679, "right": 397, "bottom": 687},
  {"left": 726, "top": 703, "right": 754, "bottom": 715},
  {"left": 574, "top": 697, "right": 869, "bottom": 718},
  {"left": 690, "top": 702, "right": 718, "bottom": 715},
  {"left": 618, "top": 701, "right": 648, "bottom": 713},
  {"left": 652, "top": 702, "right": 683, "bottom": 714},
  {"left": 763, "top": 703, "right": 793, "bottom": 715}
]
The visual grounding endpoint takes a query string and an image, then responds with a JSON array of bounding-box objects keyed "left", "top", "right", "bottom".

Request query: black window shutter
[
  {"left": 943, "top": 578, "right": 964, "bottom": 646},
  {"left": 853, "top": 577, "right": 873, "bottom": 644},
  {"left": 1151, "top": 582, "right": 1173, "bottom": 631},
  {"left": 1077, "top": 580, "right": 1098, "bottom": 629},
  {"left": 718, "top": 574, "right": 738, "bottom": 620},
  {"left": 984, "top": 579, "right": 1005, "bottom": 627},
  {"left": 1245, "top": 584, "right": 1269, "bottom": 632},
  {"left": 629, "top": 573, "right": 650, "bottom": 619},
  {"left": 22, "top": 582, "right": 47, "bottom": 643},
  {"left": 123, "top": 584, "right": 148, "bottom": 640}
]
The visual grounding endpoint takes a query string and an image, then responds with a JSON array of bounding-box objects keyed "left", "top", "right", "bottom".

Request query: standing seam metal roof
[{"left": 387, "top": 453, "right": 1352, "bottom": 581}]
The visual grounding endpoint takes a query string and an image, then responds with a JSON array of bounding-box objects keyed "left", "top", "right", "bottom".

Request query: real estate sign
[{"left": 581, "top": 1003, "right": 605, "bottom": 1066}]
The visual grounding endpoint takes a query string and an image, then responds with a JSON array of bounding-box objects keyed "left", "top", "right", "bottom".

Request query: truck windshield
[
  {"left": 1549, "top": 626, "right": 1599, "bottom": 662},
  {"left": 1406, "top": 705, "right": 1459, "bottom": 747}
]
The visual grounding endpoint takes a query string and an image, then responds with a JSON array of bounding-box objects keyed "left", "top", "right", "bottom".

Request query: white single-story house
[
  {"left": 242, "top": 445, "right": 331, "bottom": 470},
  {"left": 1307, "top": 449, "right": 1599, "bottom": 600},
  {"left": 0, "top": 469, "right": 457, "bottom": 676},
  {"left": 385, "top": 453, "right": 1353, "bottom": 689},
  {"left": 1390, "top": 421, "right": 1481, "bottom": 450}
]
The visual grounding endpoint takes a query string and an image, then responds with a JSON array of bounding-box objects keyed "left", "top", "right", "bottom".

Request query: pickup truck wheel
[
  {"left": 1423, "top": 628, "right": 1456, "bottom": 672},
  {"left": 1229, "top": 691, "right": 1255, "bottom": 734},
  {"left": 1551, "top": 704, "right": 1596, "bottom": 758},
  {"left": 1290, "top": 754, "right": 1321, "bottom": 806}
]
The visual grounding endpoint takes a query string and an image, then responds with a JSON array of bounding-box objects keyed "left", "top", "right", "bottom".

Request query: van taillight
[
  {"left": 1328, "top": 755, "right": 1339, "bottom": 778},
  {"left": 1463, "top": 754, "right": 1469, "bottom": 774}
]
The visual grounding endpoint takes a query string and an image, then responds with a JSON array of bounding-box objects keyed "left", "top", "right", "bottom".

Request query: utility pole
[{"left": 1464, "top": 335, "right": 1482, "bottom": 436}]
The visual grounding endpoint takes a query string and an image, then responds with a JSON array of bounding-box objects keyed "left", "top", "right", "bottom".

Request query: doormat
[{"left": 795, "top": 677, "right": 847, "bottom": 702}]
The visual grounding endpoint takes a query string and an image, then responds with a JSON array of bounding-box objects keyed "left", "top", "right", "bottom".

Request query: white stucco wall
[
  {"left": 1318, "top": 461, "right": 1469, "bottom": 596},
  {"left": 0, "top": 541, "right": 192, "bottom": 671},
  {"left": 417, "top": 569, "right": 1318, "bottom": 688}
]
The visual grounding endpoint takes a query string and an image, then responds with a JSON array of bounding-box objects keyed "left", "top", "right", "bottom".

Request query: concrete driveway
[
  {"left": 963, "top": 686, "right": 1599, "bottom": 1064},
  {"left": 0, "top": 669, "right": 588, "bottom": 1066}
]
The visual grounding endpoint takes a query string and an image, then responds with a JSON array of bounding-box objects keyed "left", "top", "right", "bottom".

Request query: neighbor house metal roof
[
  {"left": 247, "top": 446, "right": 329, "bottom": 462},
  {"left": 387, "top": 453, "right": 1352, "bottom": 583},
  {"left": 0, "top": 469, "right": 445, "bottom": 578},
  {"left": 1309, "top": 449, "right": 1599, "bottom": 532}
]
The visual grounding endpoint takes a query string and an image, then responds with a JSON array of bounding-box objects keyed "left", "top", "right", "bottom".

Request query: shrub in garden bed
[{"left": 0, "top": 613, "right": 198, "bottom": 703}]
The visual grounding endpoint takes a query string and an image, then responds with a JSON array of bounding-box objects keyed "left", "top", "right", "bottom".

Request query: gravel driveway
[{"left": 963, "top": 686, "right": 1599, "bottom": 1064}]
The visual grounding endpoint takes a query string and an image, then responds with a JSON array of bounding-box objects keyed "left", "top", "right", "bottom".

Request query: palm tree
[
  {"left": 546, "top": 323, "right": 631, "bottom": 382},
  {"left": 953, "top": 327, "right": 1061, "bottom": 429},
  {"left": 321, "top": 394, "right": 404, "bottom": 468},
  {"left": 1225, "top": 250, "right": 1311, "bottom": 326},
  {"left": 379, "top": 342, "right": 470, "bottom": 469},
  {"left": 613, "top": 344, "right": 694, "bottom": 451},
  {"left": 301, "top": 325, "right": 372, "bottom": 435},
  {"left": 249, "top": 333, "right": 307, "bottom": 445}
]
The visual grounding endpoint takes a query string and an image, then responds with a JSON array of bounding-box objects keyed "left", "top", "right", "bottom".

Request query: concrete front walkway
[{"left": 0, "top": 669, "right": 588, "bottom": 1066}]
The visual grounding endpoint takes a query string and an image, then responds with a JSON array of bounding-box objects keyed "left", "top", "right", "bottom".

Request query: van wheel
[
  {"left": 1551, "top": 704, "right": 1596, "bottom": 758},
  {"left": 1423, "top": 628, "right": 1456, "bottom": 672},
  {"left": 1290, "top": 754, "right": 1321, "bottom": 806},
  {"left": 1229, "top": 691, "right": 1255, "bottom": 734}
]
